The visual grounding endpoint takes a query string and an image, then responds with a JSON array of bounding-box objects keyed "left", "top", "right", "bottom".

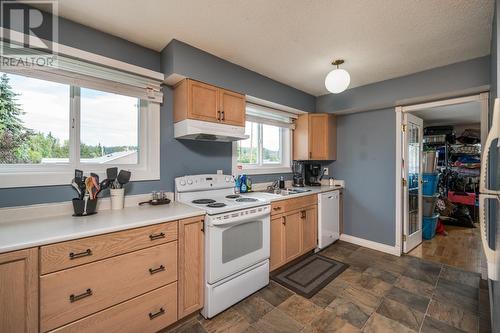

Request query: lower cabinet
[
  {"left": 0, "top": 248, "right": 38, "bottom": 333},
  {"left": 178, "top": 216, "right": 205, "bottom": 319},
  {"left": 270, "top": 198, "right": 318, "bottom": 272}
]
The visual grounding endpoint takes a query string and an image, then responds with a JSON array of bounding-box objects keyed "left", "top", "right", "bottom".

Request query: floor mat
[{"left": 271, "top": 254, "right": 348, "bottom": 298}]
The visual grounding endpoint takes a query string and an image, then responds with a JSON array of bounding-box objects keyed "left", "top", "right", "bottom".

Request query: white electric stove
[{"left": 175, "top": 174, "right": 271, "bottom": 319}]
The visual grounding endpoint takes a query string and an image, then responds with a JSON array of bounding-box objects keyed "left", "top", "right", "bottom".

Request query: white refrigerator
[{"left": 479, "top": 97, "right": 500, "bottom": 281}]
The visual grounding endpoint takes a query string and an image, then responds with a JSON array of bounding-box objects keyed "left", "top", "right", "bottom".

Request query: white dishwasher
[{"left": 317, "top": 190, "right": 340, "bottom": 250}]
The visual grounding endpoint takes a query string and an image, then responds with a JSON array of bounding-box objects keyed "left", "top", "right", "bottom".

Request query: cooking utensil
[
  {"left": 106, "top": 167, "right": 118, "bottom": 182},
  {"left": 71, "top": 179, "right": 82, "bottom": 198},
  {"left": 117, "top": 170, "right": 131, "bottom": 187},
  {"left": 85, "top": 177, "right": 95, "bottom": 200}
]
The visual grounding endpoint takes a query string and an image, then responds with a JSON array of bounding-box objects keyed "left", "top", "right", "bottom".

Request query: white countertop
[
  {"left": 0, "top": 202, "right": 205, "bottom": 254},
  {"left": 242, "top": 185, "right": 344, "bottom": 202}
]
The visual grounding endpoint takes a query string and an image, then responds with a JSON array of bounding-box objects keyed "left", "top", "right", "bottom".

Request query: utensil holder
[
  {"left": 110, "top": 188, "right": 125, "bottom": 210},
  {"left": 72, "top": 198, "right": 98, "bottom": 216}
]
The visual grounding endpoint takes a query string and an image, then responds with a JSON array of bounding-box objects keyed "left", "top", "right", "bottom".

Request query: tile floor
[
  {"left": 164, "top": 241, "right": 491, "bottom": 333},
  {"left": 409, "top": 225, "right": 482, "bottom": 274}
]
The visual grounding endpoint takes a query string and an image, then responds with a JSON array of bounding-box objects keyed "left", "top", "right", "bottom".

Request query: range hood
[{"left": 174, "top": 119, "right": 249, "bottom": 142}]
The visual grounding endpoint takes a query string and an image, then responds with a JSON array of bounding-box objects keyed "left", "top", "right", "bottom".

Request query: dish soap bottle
[
  {"left": 234, "top": 175, "right": 241, "bottom": 194},
  {"left": 240, "top": 174, "right": 247, "bottom": 193}
]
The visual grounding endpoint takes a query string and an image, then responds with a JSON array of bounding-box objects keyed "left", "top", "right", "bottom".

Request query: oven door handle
[{"left": 210, "top": 219, "right": 263, "bottom": 228}]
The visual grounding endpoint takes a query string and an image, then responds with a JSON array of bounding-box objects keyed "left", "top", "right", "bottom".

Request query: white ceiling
[
  {"left": 49, "top": 0, "right": 493, "bottom": 96},
  {"left": 411, "top": 101, "right": 482, "bottom": 125}
]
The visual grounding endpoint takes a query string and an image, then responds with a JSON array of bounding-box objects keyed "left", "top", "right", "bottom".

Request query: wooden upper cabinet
[
  {"left": 173, "top": 79, "right": 245, "bottom": 127},
  {"left": 178, "top": 216, "right": 205, "bottom": 319},
  {"left": 0, "top": 248, "right": 38, "bottom": 333},
  {"left": 219, "top": 88, "right": 245, "bottom": 126},
  {"left": 293, "top": 113, "right": 336, "bottom": 160}
]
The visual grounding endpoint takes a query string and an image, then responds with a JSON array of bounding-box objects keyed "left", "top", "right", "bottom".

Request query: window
[
  {"left": 0, "top": 71, "right": 160, "bottom": 188},
  {"left": 233, "top": 103, "right": 296, "bottom": 175}
]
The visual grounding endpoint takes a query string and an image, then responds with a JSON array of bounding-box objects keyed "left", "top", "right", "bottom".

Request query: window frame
[
  {"left": 232, "top": 120, "right": 292, "bottom": 175},
  {"left": 0, "top": 73, "right": 160, "bottom": 188}
]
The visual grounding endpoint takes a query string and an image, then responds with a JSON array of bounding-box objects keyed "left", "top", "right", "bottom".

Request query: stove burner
[
  {"left": 235, "top": 198, "right": 258, "bottom": 202},
  {"left": 207, "top": 202, "right": 227, "bottom": 208},
  {"left": 192, "top": 199, "right": 216, "bottom": 204},
  {"left": 225, "top": 194, "right": 241, "bottom": 199}
]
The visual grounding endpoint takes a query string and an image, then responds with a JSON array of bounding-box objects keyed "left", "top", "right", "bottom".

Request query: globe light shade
[{"left": 325, "top": 68, "right": 350, "bottom": 94}]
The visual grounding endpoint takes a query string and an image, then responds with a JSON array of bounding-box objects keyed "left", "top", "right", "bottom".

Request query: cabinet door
[
  {"left": 219, "top": 89, "right": 245, "bottom": 126},
  {"left": 178, "top": 216, "right": 204, "bottom": 319},
  {"left": 309, "top": 114, "right": 328, "bottom": 160},
  {"left": 0, "top": 248, "right": 38, "bottom": 333},
  {"left": 270, "top": 216, "right": 285, "bottom": 271},
  {"left": 284, "top": 212, "right": 302, "bottom": 262},
  {"left": 301, "top": 206, "right": 318, "bottom": 252},
  {"left": 188, "top": 80, "right": 220, "bottom": 123}
]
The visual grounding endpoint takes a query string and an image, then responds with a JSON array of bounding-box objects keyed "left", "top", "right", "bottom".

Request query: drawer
[
  {"left": 41, "top": 221, "right": 178, "bottom": 274},
  {"left": 271, "top": 194, "right": 317, "bottom": 215},
  {"left": 50, "top": 282, "right": 178, "bottom": 333},
  {"left": 40, "top": 242, "right": 177, "bottom": 332},
  {"left": 271, "top": 201, "right": 286, "bottom": 215}
]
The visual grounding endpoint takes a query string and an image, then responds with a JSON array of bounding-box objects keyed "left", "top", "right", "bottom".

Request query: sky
[{"left": 4, "top": 72, "right": 139, "bottom": 147}]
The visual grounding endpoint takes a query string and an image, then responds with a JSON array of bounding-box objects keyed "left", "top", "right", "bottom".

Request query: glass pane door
[{"left": 408, "top": 123, "right": 421, "bottom": 235}]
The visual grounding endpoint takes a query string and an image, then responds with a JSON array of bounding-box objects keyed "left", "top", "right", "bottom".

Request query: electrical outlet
[{"left": 323, "top": 167, "right": 329, "bottom": 176}]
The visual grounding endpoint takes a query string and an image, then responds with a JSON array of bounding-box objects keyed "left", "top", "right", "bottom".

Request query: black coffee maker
[{"left": 304, "top": 162, "right": 322, "bottom": 186}]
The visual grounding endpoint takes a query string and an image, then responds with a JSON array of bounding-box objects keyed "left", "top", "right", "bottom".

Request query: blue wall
[
  {"left": 161, "top": 40, "right": 316, "bottom": 113},
  {"left": 320, "top": 56, "right": 490, "bottom": 247},
  {"left": 334, "top": 109, "right": 396, "bottom": 246},
  {"left": 317, "top": 56, "right": 490, "bottom": 114}
]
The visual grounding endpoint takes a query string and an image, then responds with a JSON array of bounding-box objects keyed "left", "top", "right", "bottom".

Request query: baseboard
[{"left": 340, "top": 234, "right": 401, "bottom": 256}]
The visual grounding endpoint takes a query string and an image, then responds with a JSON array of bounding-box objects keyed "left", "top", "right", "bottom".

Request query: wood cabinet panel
[
  {"left": 219, "top": 89, "right": 245, "bottom": 126},
  {"left": 189, "top": 80, "right": 219, "bottom": 123},
  {"left": 270, "top": 216, "right": 285, "bottom": 271},
  {"left": 174, "top": 79, "right": 246, "bottom": 126},
  {"left": 284, "top": 211, "right": 302, "bottom": 262},
  {"left": 178, "top": 216, "right": 204, "bottom": 319},
  {"left": 301, "top": 206, "right": 318, "bottom": 252},
  {"left": 309, "top": 114, "right": 328, "bottom": 160},
  {"left": 293, "top": 113, "right": 336, "bottom": 160},
  {"left": 40, "top": 222, "right": 178, "bottom": 274},
  {"left": 0, "top": 248, "right": 38, "bottom": 333},
  {"left": 40, "top": 242, "right": 177, "bottom": 332},
  {"left": 51, "top": 283, "right": 178, "bottom": 333}
]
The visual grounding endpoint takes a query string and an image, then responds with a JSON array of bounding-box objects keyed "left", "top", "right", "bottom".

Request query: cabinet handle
[
  {"left": 282, "top": 217, "right": 286, "bottom": 225},
  {"left": 149, "top": 232, "right": 165, "bottom": 241},
  {"left": 300, "top": 210, "right": 306, "bottom": 218},
  {"left": 221, "top": 111, "right": 225, "bottom": 121},
  {"left": 309, "top": 152, "right": 312, "bottom": 159},
  {"left": 149, "top": 265, "right": 165, "bottom": 275},
  {"left": 69, "top": 288, "right": 92, "bottom": 303},
  {"left": 69, "top": 249, "right": 92, "bottom": 260},
  {"left": 217, "top": 110, "right": 221, "bottom": 121},
  {"left": 201, "top": 224, "right": 205, "bottom": 233},
  {"left": 149, "top": 307, "right": 165, "bottom": 320}
]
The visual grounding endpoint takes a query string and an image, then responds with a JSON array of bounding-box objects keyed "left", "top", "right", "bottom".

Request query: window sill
[{"left": 233, "top": 166, "right": 292, "bottom": 176}]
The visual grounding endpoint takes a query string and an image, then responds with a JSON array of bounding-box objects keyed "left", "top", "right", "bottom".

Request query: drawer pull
[
  {"left": 300, "top": 210, "right": 306, "bottom": 218},
  {"left": 149, "top": 232, "right": 165, "bottom": 241},
  {"left": 149, "top": 265, "right": 165, "bottom": 275},
  {"left": 273, "top": 207, "right": 282, "bottom": 211},
  {"left": 69, "top": 249, "right": 92, "bottom": 260},
  {"left": 69, "top": 288, "right": 93, "bottom": 303},
  {"left": 149, "top": 307, "right": 165, "bottom": 320}
]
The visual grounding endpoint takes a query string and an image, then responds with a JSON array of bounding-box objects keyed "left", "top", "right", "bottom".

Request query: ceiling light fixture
[{"left": 325, "top": 59, "right": 350, "bottom": 94}]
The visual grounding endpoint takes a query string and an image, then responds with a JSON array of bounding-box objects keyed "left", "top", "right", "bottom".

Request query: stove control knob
[
  {"left": 180, "top": 180, "right": 186, "bottom": 186},
  {"left": 187, "top": 179, "right": 193, "bottom": 185}
]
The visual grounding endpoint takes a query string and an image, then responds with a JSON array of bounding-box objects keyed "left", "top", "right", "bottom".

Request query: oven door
[{"left": 206, "top": 206, "right": 270, "bottom": 284}]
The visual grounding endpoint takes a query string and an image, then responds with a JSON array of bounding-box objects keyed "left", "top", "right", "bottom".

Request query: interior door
[{"left": 403, "top": 113, "right": 424, "bottom": 253}]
